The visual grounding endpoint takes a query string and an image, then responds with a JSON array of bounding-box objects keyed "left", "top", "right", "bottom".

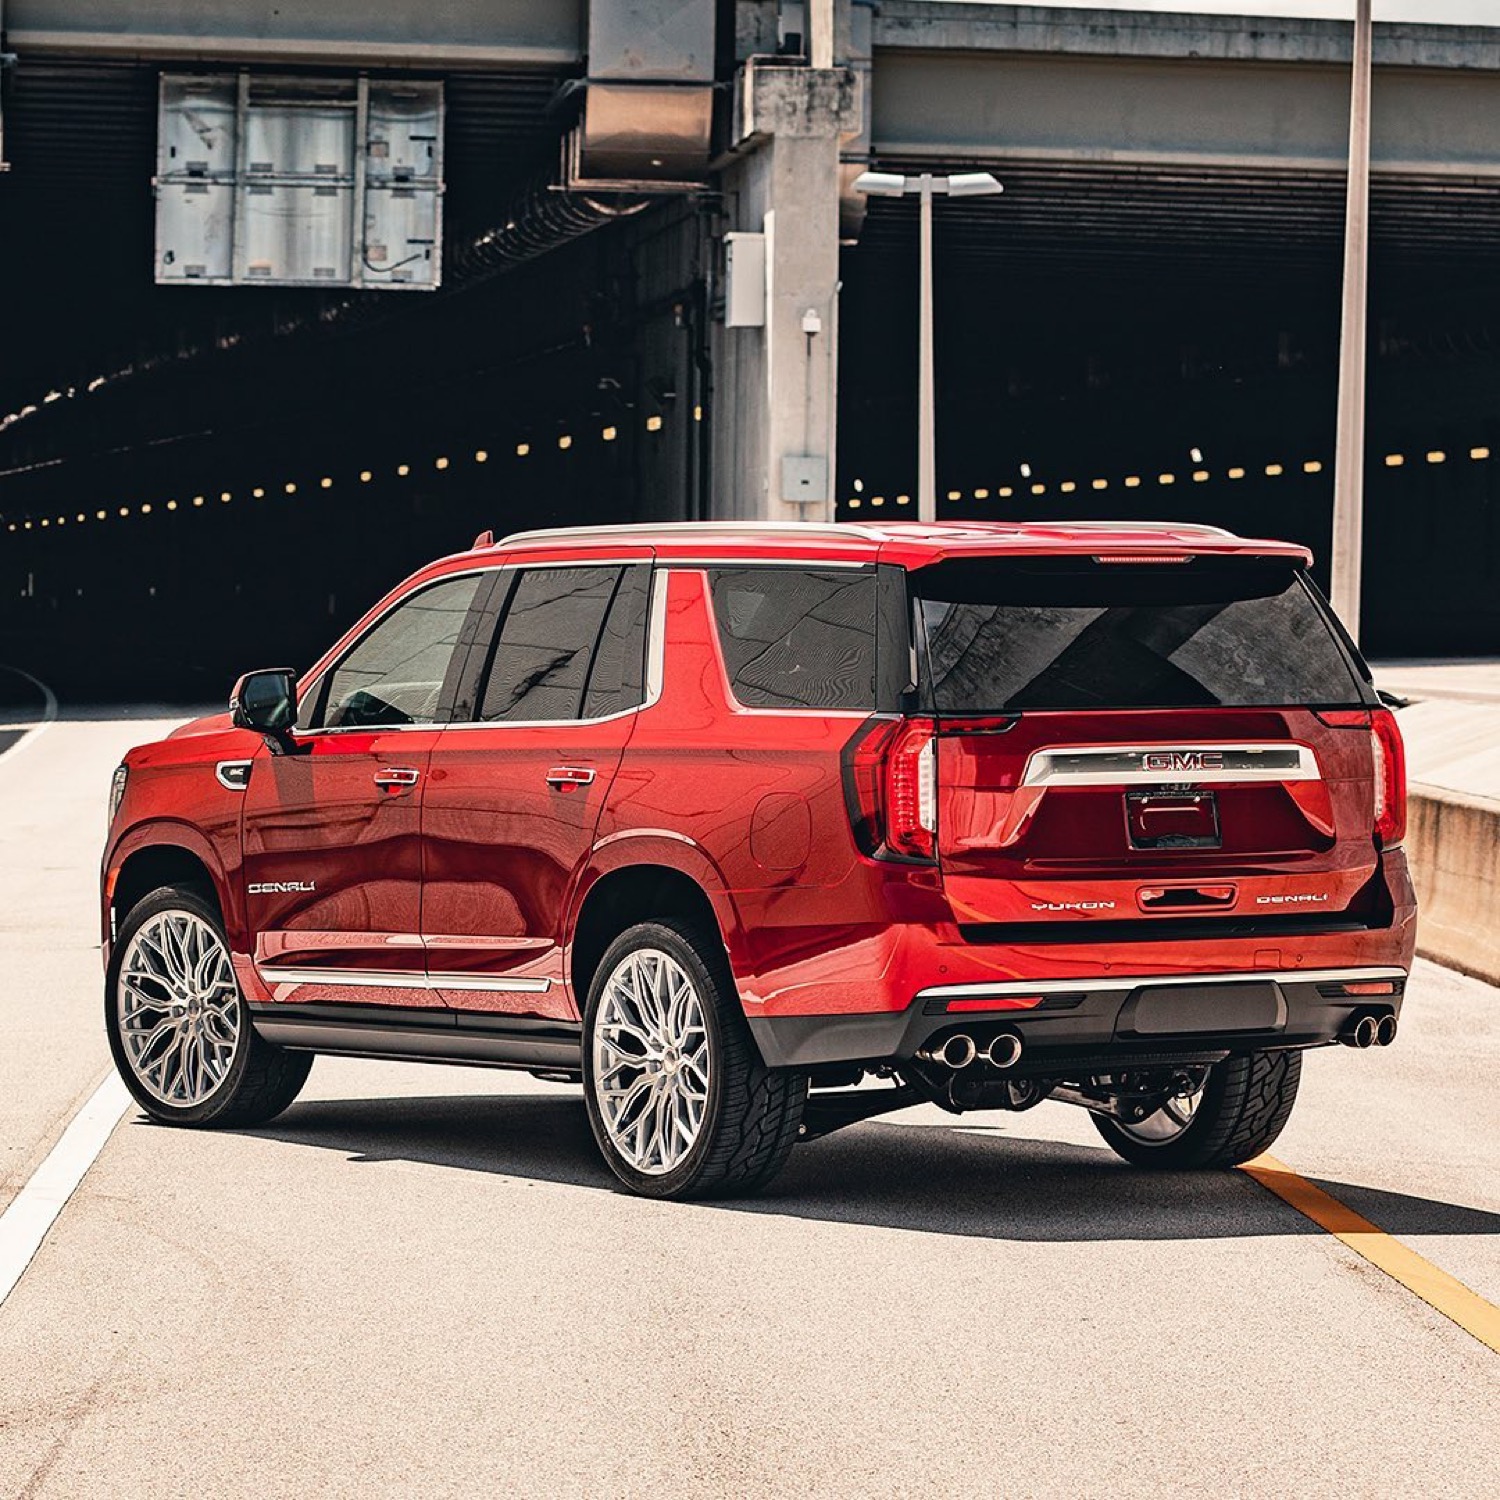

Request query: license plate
[{"left": 1125, "top": 790, "right": 1221, "bottom": 850}]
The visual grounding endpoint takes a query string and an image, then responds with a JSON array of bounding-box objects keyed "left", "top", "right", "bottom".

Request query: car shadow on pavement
[{"left": 230, "top": 1091, "right": 1500, "bottom": 1245}]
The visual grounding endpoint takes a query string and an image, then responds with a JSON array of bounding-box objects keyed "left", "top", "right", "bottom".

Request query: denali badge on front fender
[{"left": 248, "top": 881, "right": 317, "bottom": 895}]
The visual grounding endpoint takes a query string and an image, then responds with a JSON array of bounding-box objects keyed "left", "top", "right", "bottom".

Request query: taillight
[
  {"left": 1371, "top": 708, "right": 1407, "bottom": 847},
  {"left": 842, "top": 716, "right": 938, "bottom": 862}
]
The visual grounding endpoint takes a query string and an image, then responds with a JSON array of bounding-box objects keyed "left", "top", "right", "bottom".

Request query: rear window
[
  {"left": 708, "top": 567, "right": 877, "bottom": 710},
  {"left": 915, "top": 557, "right": 1366, "bottom": 712}
]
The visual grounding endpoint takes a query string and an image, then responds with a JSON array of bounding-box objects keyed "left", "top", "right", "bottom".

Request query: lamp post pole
[
  {"left": 917, "top": 174, "right": 936, "bottom": 521},
  {"left": 853, "top": 169, "right": 1003, "bottom": 524},
  {"left": 1331, "top": 0, "right": 1374, "bottom": 639}
]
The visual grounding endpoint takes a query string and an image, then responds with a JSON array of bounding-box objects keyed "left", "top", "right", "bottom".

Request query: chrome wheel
[
  {"left": 591, "top": 948, "right": 711, "bottom": 1176},
  {"left": 1115, "top": 1068, "right": 1210, "bottom": 1144},
  {"left": 116, "top": 909, "right": 241, "bottom": 1107}
]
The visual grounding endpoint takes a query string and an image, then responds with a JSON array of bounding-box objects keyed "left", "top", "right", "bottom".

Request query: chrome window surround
[{"left": 297, "top": 564, "right": 666, "bottom": 738}]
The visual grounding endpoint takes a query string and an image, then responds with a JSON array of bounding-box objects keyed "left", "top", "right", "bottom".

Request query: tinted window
[
  {"left": 709, "top": 567, "right": 877, "bottom": 710},
  {"left": 917, "top": 558, "right": 1365, "bottom": 712},
  {"left": 583, "top": 566, "right": 652, "bottom": 718},
  {"left": 314, "top": 573, "right": 482, "bottom": 729},
  {"left": 480, "top": 566, "right": 620, "bottom": 722}
]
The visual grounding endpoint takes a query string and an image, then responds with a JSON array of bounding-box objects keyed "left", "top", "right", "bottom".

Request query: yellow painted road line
[{"left": 1242, "top": 1153, "right": 1500, "bottom": 1356}]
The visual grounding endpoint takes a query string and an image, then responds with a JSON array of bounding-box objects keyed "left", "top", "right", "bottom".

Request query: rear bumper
[{"left": 747, "top": 965, "right": 1409, "bottom": 1069}]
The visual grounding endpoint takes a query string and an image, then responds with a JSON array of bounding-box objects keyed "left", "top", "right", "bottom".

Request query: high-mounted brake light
[
  {"left": 1370, "top": 707, "right": 1407, "bottom": 847},
  {"left": 842, "top": 716, "right": 938, "bottom": 862},
  {"left": 1092, "top": 554, "right": 1193, "bottom": 564}
]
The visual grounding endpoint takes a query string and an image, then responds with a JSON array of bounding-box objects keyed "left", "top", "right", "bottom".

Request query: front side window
[
  {"left": 309, "top": 573, "right": 482, "bottom": 730},
  {"left": 479, "top": 566, "right": 625, "bottom": 723},
  {"left": 708, "top": 567, "right": 878, "bottom": 710}
]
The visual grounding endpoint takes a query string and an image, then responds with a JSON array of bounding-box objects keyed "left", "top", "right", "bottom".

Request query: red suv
[{"left": 102, "top": 521, "right": 1415, "bottom": 1199}]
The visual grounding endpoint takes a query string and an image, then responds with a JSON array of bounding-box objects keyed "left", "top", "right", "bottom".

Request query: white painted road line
[
  {"left": 0, "top": 1072, "right": 132, "bottom": 1310},
  {"left": 0, "top": 664, "right": 59, "bottom": 765}
]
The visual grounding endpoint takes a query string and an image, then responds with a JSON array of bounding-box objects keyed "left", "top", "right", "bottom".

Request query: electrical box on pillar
[
  {"left": 724, "top": 233, "right": 767, "bottom": 328},
  {"left": 783, "top": 455, "right": 828, "bottom": 505}
]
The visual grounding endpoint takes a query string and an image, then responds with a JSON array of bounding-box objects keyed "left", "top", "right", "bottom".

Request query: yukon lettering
[{"left": 1031, "top": 900, "right": 1117, "bottom": 912}]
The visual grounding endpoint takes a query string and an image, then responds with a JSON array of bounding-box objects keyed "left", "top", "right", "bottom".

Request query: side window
[
  {"left": 479, "top": 566, "right": 621, "bottom": 723},
  {"left": 708, "top": 567, "right": 877, "bottom": 710},
  {"left": 310, "top": 573, "right": 482, "bottom": 730},
  {"left": 583, "top": 565, "right": 652, "bottom": 718}
]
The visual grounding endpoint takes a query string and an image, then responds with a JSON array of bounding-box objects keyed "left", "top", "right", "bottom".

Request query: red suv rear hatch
[{"left": 910, "top": 553, "right": 1395, "bottom": 932}]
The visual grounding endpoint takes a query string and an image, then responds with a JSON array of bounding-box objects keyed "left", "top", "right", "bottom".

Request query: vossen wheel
[
  {"left": 1092, "top": 1051, "right": 1302, "bottom": 1170},
  {"left": 106, "top": 883, "right": 311, "bottom": 1127},
  {"left": 582, "top": 919, "right": 806, "bottom": 1200}
]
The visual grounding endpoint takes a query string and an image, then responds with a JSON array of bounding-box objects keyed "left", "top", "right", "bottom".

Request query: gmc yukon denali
[{"left": 102, "top": 521, "right": 1415, "bottom": 1199}]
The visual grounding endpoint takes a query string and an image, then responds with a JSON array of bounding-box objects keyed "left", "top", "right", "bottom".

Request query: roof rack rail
[
  {"left": 495, "top": 520, "right": 882, "bottom": 546},
  {"left": 1030, "top": 519, "right": 1236, "bottom": 537}
]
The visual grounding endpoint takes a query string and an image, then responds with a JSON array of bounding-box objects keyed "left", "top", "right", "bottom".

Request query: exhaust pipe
[
  {"left": 984, "top": 1033, "right": 1023, "bottom": 1069},
  {"left": 1375, "top": 1014, "right": 1398, "bottom": 1047},
  {"left": 919, "top": 1033, "right": 978, "bottom": 1069},
  {"left": 1341, "top": 1014, "right": 1379, "bottom": 1049}
]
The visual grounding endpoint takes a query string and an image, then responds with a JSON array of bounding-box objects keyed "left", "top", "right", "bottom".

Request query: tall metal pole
[
  {"left": 1331, "top": 0, "right": 1373, "bottom": 638},
  {"left": 918, "top": 173, "right": 936, "bottom": 522}
]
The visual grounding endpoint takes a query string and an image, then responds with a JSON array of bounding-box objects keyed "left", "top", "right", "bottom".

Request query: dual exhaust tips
[
  {"left": 918, "top": 1031, "right": 1023, "bottom": 1071},
  {"left": 1341, "top": 1012, "right": 1398, "bottom": 1049}
]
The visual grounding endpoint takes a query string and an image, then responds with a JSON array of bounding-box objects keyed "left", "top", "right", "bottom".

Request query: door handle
[
  {"left": 545, "top": 765, "right": 596, "bottom": 791},
  {"left": 374, "top": 766, "right": 421, "bottom": 790}
]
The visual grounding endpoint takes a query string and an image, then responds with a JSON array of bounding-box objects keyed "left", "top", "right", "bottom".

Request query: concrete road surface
[{"left": 0, "top": 713, "right": 1496, "bottom": 1498}]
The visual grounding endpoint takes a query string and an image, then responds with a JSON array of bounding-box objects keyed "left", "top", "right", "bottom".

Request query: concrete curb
[{"left": 1406, "top": 782, "right": 1500, "bottom": 987}]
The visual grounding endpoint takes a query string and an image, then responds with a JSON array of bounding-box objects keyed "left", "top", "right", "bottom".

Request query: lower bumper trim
[{"left": 747, "top": 967, "right": 1408, "bottom": 1070}]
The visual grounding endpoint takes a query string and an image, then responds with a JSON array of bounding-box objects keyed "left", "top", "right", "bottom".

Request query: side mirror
[{"left": 231, "top": 668, "right": 301, "bottom": 754}]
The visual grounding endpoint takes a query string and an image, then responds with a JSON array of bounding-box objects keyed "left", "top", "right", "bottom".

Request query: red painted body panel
[
  {"left": 101, "top": 522, "right": 1414, "bottom": 1056},
  {"left": 933, "top": 709, "right": 1377, "bottom": 926},
  {"left": 422, "top": 714, "right": 636, "bottom": 1017},
  {"left": 241, "top": 729, "right": 442, "bottom": 1006}
]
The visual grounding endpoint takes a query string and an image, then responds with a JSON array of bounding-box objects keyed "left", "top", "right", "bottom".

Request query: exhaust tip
[
  {"left": 1375, "top": 1013, "right": 1398, "bottom": 1047},
  {"left": 925, "top": 1033, "right": 977, "bottom": 1070},
  {"left": 986, "top": 1033, "right": 1023, "bottom": 1070},
  {"left": 1349, "top": 1014, "right": 1378, "bottom": 1049}
]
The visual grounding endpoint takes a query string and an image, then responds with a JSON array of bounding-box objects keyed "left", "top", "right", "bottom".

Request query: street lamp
[{"left": 854, "top": 169, "right": 1003, "bottom": 522}]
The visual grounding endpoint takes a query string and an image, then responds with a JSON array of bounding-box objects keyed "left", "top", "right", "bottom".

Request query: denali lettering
[
  {"left": 1031, "top": 900, "right": 1117, "bottom": 911},
  {"left": 248, "top": 881, "right": 317, "bottom": 895},
  {"left": 1141, "top": 750, "right": 1225, "bottom": 774},
  {"left": 1256, "top": 893, "right": 1329, "bottom": 905}
]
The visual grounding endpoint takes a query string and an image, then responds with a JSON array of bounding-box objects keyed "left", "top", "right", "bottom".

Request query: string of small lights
[
  {"left": 841, "top": 443, "right": 1496, "bottom": 511},
  {"left": 1, "top": 426, "right": 1491, "bottom": 533},
  {"left": 0, "top": 406, "right": 704, "bottom": 535}
]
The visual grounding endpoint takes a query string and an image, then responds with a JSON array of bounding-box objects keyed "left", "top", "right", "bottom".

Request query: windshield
[{"left": 914, "top": 557, "right": 1368, "bottom": 712}]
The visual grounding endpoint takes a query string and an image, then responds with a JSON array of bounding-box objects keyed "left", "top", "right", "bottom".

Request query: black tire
[
  {"left": 106, "top": 883, "right": 312, "bottom": 1128},
  {"left": 1092, "top": 1050, "right": 1302, "bottom": 1169},
  {"left": 581, "top": 919, "right": 807, "bottom": 1201}
]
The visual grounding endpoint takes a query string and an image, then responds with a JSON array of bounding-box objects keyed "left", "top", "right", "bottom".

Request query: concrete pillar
[{"left": 711, "top": 60, "right": 858, "bottom": 521}]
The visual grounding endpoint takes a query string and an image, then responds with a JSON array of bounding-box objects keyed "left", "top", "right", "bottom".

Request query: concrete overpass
[{"left": 3, "top": 2, "right": 1500, "bottom": 693}]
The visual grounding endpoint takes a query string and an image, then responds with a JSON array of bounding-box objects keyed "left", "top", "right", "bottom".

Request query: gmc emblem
[{"left": 1141, "top": 750, "right": 1224, "bottom": 774}]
